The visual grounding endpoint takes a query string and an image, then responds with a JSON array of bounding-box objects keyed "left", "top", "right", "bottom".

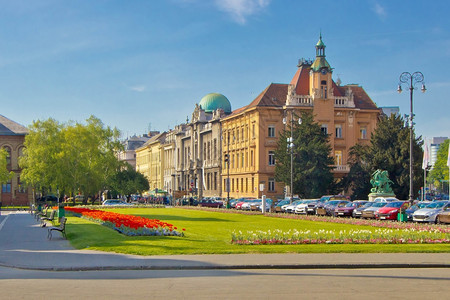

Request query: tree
[
  {"left": 109, "top": 164, "right": 150, "bottom": 199},
  {"left": 342, "top": 144, "right": 372, "bottom": 200},
  {"left": 0, "top": 148, "right": 14, "bottom": 184},
  {"left": 428, "top": 139, "right": 449, "bottom": 194},
  {"left": 19, "top": 116, "right": 122, "bottom": 201},
  {"left": 343, "top": 114, "right": 424, "bottom": 200},
  {"left": 275, "top": 111, "right": 334, "bottom": 198}
]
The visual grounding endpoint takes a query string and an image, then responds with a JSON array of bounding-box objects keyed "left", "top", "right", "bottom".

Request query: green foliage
[
  {"left": 0, "top": 148, "right": 14, "bottom": 184},
  {"left": 344, "top": 114, "right": 423, "bottom": 200},
  {"left": 428, "top": 139, "right": 449, "bottom": 192},
  {"left": 275, "top": 112, "right": 334, "bottom": 198},
  {"left": 19, "top": 116, "right": 122, "bottom": 198},
  {"left": 109, "top": 163, "right": 150, "bottom": 196}
]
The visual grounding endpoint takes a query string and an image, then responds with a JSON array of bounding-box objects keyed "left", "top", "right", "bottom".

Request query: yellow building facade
[
  {"left": 221, "top": 36, "right": 380, "bottom": 199},
  {"left": 135, "top": 132, "right": 166, "bottom": 192}
]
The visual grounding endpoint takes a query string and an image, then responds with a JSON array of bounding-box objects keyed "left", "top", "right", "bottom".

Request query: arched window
[{"left": 3, "top": 146, "right": 11, "bottom": 168}]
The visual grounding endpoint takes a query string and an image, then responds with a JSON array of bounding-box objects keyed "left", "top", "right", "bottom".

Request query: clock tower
[{"left": 310, "top": 33, "right": 333, "bottom": 100}]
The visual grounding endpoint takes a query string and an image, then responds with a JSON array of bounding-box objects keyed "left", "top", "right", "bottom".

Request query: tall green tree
[
  {"left": 275, "top": 111, "right": 334, "bottom": 198},
  {"left": 109, "top": 164, "right": 150, "bottom": 199},
  {"left": 343, "top": 114, "right": 424, "bottom": 200},
  {"left": 19, "top": 116, "right": 122, "bottom": 200},
  {"left": 0, "top": 148, "right": 14, "bottom": 184},
  {"left": 341, "top": 144, "right": 371, "bottom": 200},
  {"left": 428, "top": 139, "right": 449, "bottom": 194}
]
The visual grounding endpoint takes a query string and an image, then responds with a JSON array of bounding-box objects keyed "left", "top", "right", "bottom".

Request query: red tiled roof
[
  {"left": 227, "top": 83, "right": 288, "bottom": 117},
  {"left": 290, "top": 65, "right": 310, "bottom": 95},
  {"left": 336, "top": 85, "right": 379, "bottom": 110}
]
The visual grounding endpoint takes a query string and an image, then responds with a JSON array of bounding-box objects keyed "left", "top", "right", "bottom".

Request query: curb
[{"left": 1, "top": 263, "right": 449, "bottom": 272}]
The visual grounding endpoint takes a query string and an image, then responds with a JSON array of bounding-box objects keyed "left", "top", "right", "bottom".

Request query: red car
[{"left": 375, "top": 201, "right": 409, "bottom": 220}]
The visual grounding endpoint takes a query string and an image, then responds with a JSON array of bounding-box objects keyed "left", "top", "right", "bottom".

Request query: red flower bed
[{"left": 65, "top": 207, "right": 184, "bottom": 236}]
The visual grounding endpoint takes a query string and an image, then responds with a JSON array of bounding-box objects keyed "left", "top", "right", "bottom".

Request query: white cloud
[
  {"left": 372, "top": 1, "right": 387, "bottom": 21},
  {"left": 129, "top": 85, "right": 146, "bottom": 92},
  {"left": 214, "top": 0, "right": 271, "bottom": 25}
]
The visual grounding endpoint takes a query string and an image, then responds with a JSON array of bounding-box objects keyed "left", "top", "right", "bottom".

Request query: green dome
[{"left": 199, "top": 93, "right": 231, "bottom": 114}]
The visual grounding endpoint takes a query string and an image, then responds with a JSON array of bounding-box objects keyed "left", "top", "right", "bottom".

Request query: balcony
[
  {"left": 333, "top": 165, "right": 350, "bottom": 173},
  {"left": 334, "top": 97, "right": 355, "bottom": 108},
  {"left": 286, "top": 95, "right": 314, "bottom": 107}
]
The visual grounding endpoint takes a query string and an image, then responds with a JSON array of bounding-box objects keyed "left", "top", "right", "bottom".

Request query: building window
[
  {"left": 214, "top": 139, "right": 217, "bottom": 160},
  {"left": 268, "top": 151, "right": 275, "bottom": 166},
  {"left": 214, "top": 172, "right": 217, "bottom": 190},
  {"left": 245, "top": 178, "right": 248, "bottom": 192},
  {"left": 335, "top": 150, "right": 343, "bottom": 166},
  {"left": 321, "top": 124, "right": 328, "bottom": 135},
  {"left": 335, "top": 124, "right": 342, "bottom": 138},
  {"left": 4, "top": 146, "right": 11, "bottom": 168},
  {"left": 268, "top": 178, "right": 275, "bottom": 192},
  {"left": 2, "top": 180, "right": 11, "bottom": 193},
  {"left": 236, "top": 154, "right": 239, "bottom": 169},
  {"left": 252, "top": 124, "right": 255, "bottom": 139},
  {"left": 241, "top": 152, "right": 244, "bottom": 168},
  {"left": 241, "top": 128, "right": 244, "bottom": 142},
  {"left": 251, "top": 177, "right": 254, "bottom": 192},
  {"left": 268, "top": 125, "right": 275, "bottom": 137},
  {"left": 360, "top": 127, "right": 367, "bottom": 139},
  {"left": 251, "top": 150, "right": 254, "bottom": 167},
  {"left": 241, "top": 178, "right": 243, "bottom": 193},
  {"left": 236, "top": 129, "right": 239, "bottom": 143}
]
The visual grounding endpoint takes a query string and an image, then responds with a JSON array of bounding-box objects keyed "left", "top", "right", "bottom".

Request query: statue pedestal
[{"left": 368, "top": 193, "right": 396, "bottom": 202}]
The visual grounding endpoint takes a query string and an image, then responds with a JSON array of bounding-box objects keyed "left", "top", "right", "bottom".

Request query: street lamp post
[
  {"left": 397, "top": 71, "right": 426, "bottom": 204},
  {"left": 283, "top": 110, "right": 301, "bottom": 204}
]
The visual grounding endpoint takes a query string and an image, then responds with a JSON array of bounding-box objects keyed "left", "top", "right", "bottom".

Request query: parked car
[
  {"left": 335, "top": 201, "right": 369, "bottom": 217},
  {"left": 374, "top": 197, "right": 399, "bottom": 203},
  {"left": 198, "top": 199, "right": 223, "bottom": 208},
  {"left": 405, "top": 201, "right": 432, "bottom": 221},
  {"left": 361, "top": 202, "right": 387, "bottom": 219},
  {"left": 375, "top": 201, "right": 409, "bottom": 220},
  {"left": 294, "top": 200, "right": 317, "bottom": 214},
  {"left": 255, "top": 199, "right": 273, "bottom": 212},
  {"left": 316, "top": 200, "right": 349, "bottom": 216},
  {"left": 436, "top": 206, "right": 450, "bottom": 224},
  {"left": 413, "top": 201, "right": 450, "bottom": 223},
  {"left": 102, "top": 199, "right": 131, "bottom": 206},
  {"left": 274, "top": 200, "right": 290, "bottom": 213},
  {"left": 325, "top": 200, "right": 350, "bottom": 216},
  {"left": 353, "top": 201, "right": 374, "bottom": 218},
  {"left": 284, "top": 200, "right": 304, "bottom": 214}
]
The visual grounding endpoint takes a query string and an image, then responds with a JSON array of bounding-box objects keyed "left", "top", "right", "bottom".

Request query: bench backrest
[
  {"left": 48, "top": 210, "right": 56, "bottom": 218},
  {"left": 59, "top": 217, "right": 67, "bottom": 229}
]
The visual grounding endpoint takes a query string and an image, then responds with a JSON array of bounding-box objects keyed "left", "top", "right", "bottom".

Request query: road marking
[{"left": 0, "top": 214, "right": 10, "bottom": 232}]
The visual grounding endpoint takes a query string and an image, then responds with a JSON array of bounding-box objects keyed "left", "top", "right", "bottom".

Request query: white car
[
  {"left": 284, "top": 200, "right": 303, "bottom": 213},
  {"left": 294, "top": 200, "right": 315, "bottom": 214},
  {"left": 412, "top": 201, "right": 450, "bottom": 223},
  {"left": 374, "top": 197, "right": 399, "bottom": 203}
]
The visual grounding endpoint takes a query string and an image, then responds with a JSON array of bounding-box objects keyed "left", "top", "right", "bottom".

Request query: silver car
[{"left": 412, "top": 201, "right": 450, "bottom": 223}]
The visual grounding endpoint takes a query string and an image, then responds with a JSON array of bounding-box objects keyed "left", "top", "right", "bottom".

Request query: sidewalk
[{"left": 0, "top": 212, "right": 449, "bottom": 271}]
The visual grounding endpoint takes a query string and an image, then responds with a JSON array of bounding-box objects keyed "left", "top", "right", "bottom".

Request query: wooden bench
[
  {"left": 40, "top": 210, "right": 56, "bottom": 227},
  {"left": 35, "top": 206, "right": 49, "bottom": 220},
  {"left": 47, "top": 217, "right": 67, "bottom": 240}
]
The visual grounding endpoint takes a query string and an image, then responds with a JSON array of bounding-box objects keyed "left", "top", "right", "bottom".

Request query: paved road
[{"left": 0, "top": 267, "right": 449, "bottom": 299}]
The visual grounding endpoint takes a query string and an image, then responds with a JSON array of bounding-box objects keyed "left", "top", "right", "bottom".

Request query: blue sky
[{"left": 0, "top": 0, "right": 449, "bottom": 141}]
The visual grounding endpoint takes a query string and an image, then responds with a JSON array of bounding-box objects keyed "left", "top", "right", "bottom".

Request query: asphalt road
[{"left": 0, "top": 266, "right": 449, "bottom": 299}]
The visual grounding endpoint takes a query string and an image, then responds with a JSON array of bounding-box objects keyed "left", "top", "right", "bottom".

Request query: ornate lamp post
[
  {"left": 283, "top": 110, "right": 301, "bottom": 204},
  {"left": 397, "top": 72, "right": 426, "bottom": 204}
]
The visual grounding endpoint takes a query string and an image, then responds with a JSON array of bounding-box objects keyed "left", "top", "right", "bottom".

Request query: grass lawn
[{"left": 65, "top": 207, "right": 450, "bottom": 255}]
